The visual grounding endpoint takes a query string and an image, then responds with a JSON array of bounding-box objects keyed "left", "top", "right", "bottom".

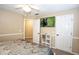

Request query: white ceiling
[{"left": 0, "top": 4, "right": 79, "bottom": 18}]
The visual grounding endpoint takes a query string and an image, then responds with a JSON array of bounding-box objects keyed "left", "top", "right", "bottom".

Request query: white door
[
  {"left": 55, "top": 14, "right": 73, "bottom": 52},
  {"left": 33, "top": 19, "right": 40, "bottom": 44}
]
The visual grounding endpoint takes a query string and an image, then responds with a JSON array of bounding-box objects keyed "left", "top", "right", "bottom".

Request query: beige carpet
[{"left": 0, "top": 40, "right": 49, "bottom": 55}]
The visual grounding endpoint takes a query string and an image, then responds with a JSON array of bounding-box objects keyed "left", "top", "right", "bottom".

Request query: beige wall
[
  {"left": 41, "top": 8, "right": 79, "bottom": 54},
  {"left": 0, "top": 9, "right": 24, "bottom": 41},
  {"left": 25, "top": 20, "right": 33, "bottom": 38}
]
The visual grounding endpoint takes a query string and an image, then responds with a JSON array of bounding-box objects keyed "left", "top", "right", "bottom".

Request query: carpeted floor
[
  {"left": 0, "top": 39, "right": 73, "bottom": 55},
  {"left": 0, "top": 40, "right": 50, "bottom": 55}
]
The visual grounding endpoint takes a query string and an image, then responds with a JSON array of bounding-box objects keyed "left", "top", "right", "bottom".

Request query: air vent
[{"left": 35, "top": 13, "right": 39, "bottom": 15}]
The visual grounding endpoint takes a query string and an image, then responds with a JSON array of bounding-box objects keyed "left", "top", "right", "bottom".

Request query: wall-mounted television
[{"left": 40, "top": 16, "right": 55, "bottom": 27}]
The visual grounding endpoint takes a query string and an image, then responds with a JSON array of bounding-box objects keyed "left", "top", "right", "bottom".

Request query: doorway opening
[{"left": 25, "top": 20, "right": 33, "bottom": 43}]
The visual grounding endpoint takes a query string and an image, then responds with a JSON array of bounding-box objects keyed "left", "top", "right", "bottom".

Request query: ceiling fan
[{"left": 15, "top": 4, "right": 39, "bottom": 13}]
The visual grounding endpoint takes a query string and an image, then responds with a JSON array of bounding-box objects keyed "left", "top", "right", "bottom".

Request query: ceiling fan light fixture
[
  {"left": 22, "top": 6, "right": 31, "bottom": 12},
  {"left": 16, "top": 4, "right": 39, "bottom": 13}
]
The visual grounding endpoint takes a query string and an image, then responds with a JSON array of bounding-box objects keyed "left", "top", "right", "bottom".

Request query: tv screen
[{"left": 40, "top": 16, "right": 55, "bottom": 27}]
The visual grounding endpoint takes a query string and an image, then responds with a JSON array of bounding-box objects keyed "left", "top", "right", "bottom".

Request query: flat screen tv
[{"left": 40, "top": 16, "right": 55, "bottom": 27}]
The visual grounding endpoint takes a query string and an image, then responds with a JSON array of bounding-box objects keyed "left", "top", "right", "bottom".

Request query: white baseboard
[
  {"left": 70, "top": 51, "right": 79, "bottom": 55},
  {"left": 53, "top": 47, "right": 79, "bottom": 55},
  {"left": 0, "top": 33, "right": 22, "bottom": 37}
]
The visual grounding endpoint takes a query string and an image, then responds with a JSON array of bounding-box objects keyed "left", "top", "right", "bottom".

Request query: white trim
[
  {"left": 54, "top": 47, "right": 79, "bottom": 55},
  {"left": 0, "top": 33, "right": 22, "bottom": 37},
  {"left": 70, "top": 51, "right": 79, "bottom": 55},
  {"left": 73, "top": 37, "right": 79, "bottom": 39}
]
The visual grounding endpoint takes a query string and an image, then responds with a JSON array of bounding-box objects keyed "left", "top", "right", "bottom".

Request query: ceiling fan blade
[
  {"left": 16, "top": 5, "right": 24, "bottom": 8},
  {"left": 29, "top": 5, "right": 39, "bottom": 10},
  {"left": 14, "top": 4, "right": 39, "bottom": 13},
  {"left": 15, "top": 7, "right": 22, "bottom": 9},
  {"left": 14, "top": 5, "right": 23, "bottom": 9}
]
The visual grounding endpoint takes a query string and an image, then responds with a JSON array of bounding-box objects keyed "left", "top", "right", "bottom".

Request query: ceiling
[{"left": 0, "top": 4, "right": 79, "bottom": 18}]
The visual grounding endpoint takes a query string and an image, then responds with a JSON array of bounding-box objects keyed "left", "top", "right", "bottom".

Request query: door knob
[{"left": 56, "top": 34, "right": 59, "bottom": 36}]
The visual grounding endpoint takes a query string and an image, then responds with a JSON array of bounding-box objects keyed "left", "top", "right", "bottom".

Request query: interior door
[
  {"left": 55, "top": 14, "right": 73, "bottom": 52},
  {"left": 33, "top": 19, "right": 40, "bottom": 44}
]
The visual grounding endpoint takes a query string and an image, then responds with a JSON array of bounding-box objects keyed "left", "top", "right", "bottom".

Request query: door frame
[{"left": 25, "top": 19, "right": 33, "bottom": 43}]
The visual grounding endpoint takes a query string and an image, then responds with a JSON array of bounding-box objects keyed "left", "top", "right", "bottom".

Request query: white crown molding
[{"left": 0, "top": 33, "right": 22, "bottom": 37}]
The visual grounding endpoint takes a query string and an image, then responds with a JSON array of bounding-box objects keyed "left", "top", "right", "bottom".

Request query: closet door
[
  {"left": 33, "top": 19, "right": 40, "bottom": 44},
  {"left": 55, "top": 14, "right": 73, "bottom": 52}
]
